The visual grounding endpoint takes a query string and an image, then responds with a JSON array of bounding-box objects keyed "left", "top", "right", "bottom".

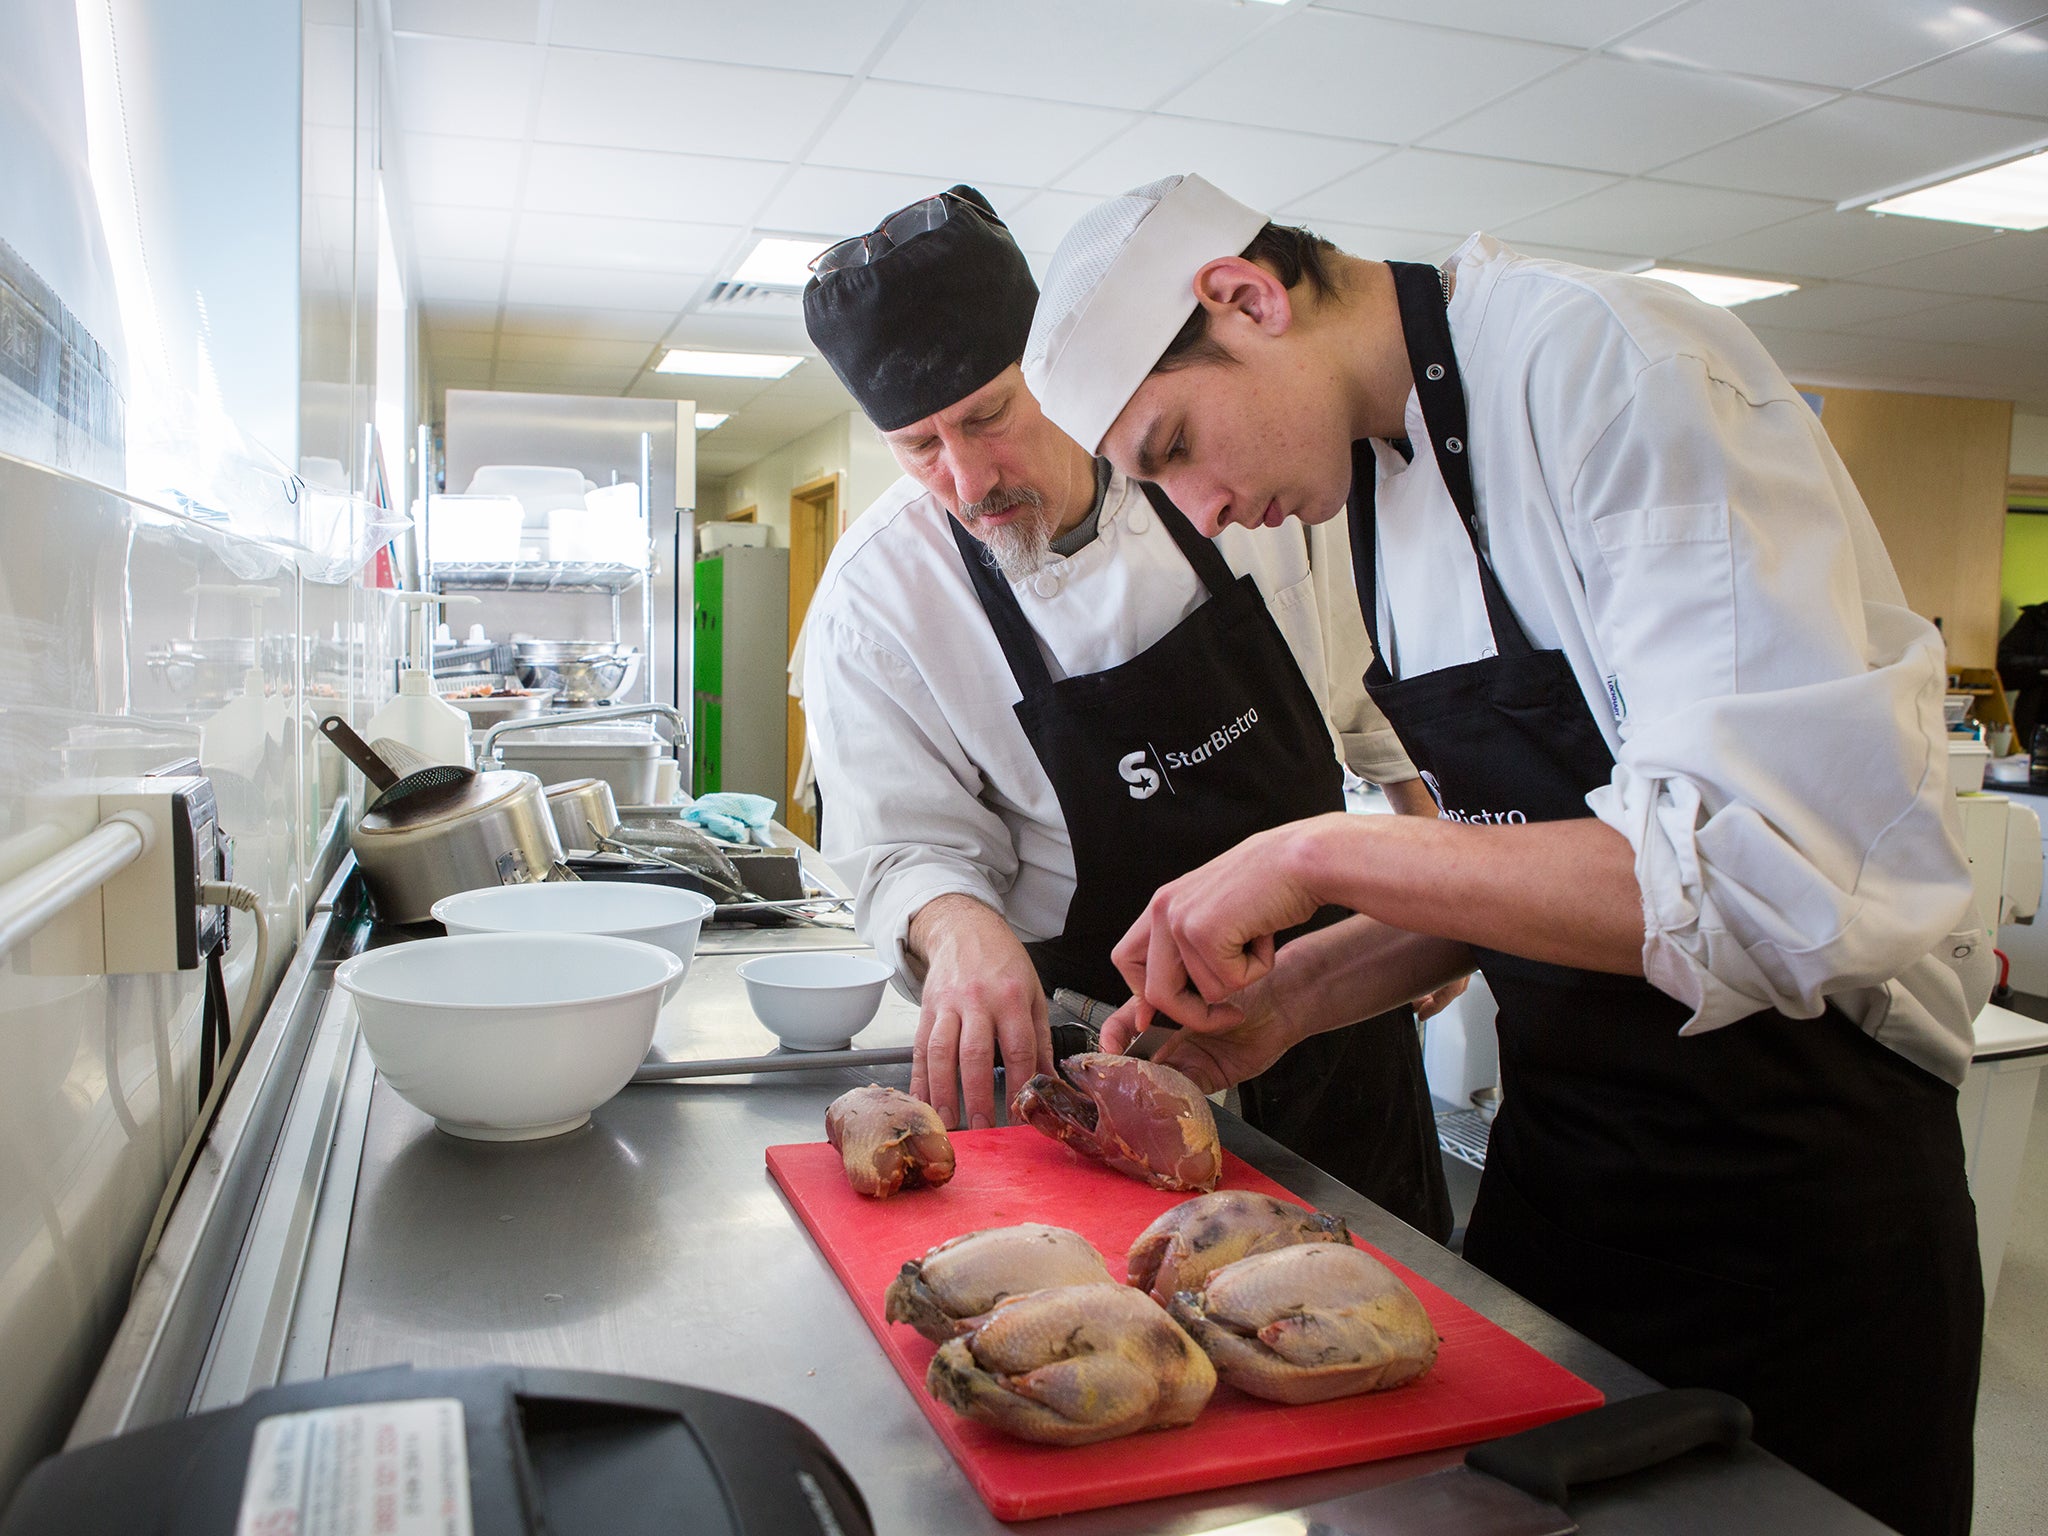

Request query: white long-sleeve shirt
[
  {"left": 1371, "top": 233, "right": 1987, "bottom": 1084},
  {"left": 803, "top": 467, "right": 1412, "bottom": 989}
]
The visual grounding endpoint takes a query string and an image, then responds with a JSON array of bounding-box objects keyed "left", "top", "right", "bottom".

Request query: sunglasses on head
[{"left": 809, "top": 190, "right": 1006, "bottom": 276}]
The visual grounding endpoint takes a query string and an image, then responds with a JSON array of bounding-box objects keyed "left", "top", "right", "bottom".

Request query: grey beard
[{"left": 961, "top": 486, "right": 1053, "bottom": 580}]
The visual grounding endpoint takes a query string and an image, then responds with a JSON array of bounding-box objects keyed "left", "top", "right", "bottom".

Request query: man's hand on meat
[{"left": 906, "top": 893, "right": 1054, "bottom": 1129}]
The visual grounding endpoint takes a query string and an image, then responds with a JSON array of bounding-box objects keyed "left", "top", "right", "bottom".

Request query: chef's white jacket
[
  {"left": 803, "top": 468, "right": 1412, "bottom": 988},
  {"left": 1370, "top": 233, "right": 1988, "bottom": 1084}
]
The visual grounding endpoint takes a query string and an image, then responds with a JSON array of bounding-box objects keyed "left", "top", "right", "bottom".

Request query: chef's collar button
[
  {"left": 1425, "top": 363, "right": 1446, "bottom": 381},
  {"left": 1127, "top": 504, "right": 1152, "bottom": 535},
  {"left": 1444, "top": 436, "right": 1464, "bottom": 454},
  {"left": 1480, "top": 644, "right": 1497, "bottom": 659},
  {"left": 1032, "top": 571, "right": 1061, "bottom": 598}
]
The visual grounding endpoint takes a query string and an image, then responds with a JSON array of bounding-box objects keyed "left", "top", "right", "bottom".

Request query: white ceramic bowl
[
  {"left": 736, "top": 952, "right": 893, "bottom": 1051},
  {"left": 431, "top": 882, "right": 715, "bottom": 1001},
  {"left": 337, "top": 932, "right": 683, "bottom": 1141}
]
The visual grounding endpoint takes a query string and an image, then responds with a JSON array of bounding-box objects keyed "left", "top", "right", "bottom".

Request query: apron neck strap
[
  {"left": 1139, "top": 481, "right": 1238, "bottom": 602},
  {"left": 949, "top": 479, "right": 1238, "bottom": 697},
  {"left": 1352, "top": 260, "right": 1533, "bottom": 685}
]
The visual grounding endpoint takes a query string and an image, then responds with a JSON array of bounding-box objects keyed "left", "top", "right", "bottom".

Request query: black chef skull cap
[{"left": 803, "top": 185, "right": 1040, "bottom": 433}]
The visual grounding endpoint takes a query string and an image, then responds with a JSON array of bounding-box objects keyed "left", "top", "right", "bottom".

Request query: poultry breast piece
[
  {"left": 885, "top": 1224, "right": 1114, "bottom": 1343},
  {"left": 1127, "top": 1190, "right": 1351, "bottom": 1306},
  {"left": 1014, "top": 1053, "right": 1221, "bottom": 1192},
  {"left": 929, "top": 1283, "right": 1216, "bottom": 1445},
  {"left": 825, "top": 1085, "right": 955, "bottom": 1198},
  {"left": 1169, "top": 1244, "right": 1438, "bottom": 1403}
]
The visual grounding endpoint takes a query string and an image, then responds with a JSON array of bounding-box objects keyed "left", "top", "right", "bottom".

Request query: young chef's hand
[
  {"left": 1111, "top": 818, "right": 1336, "bottom": 1027},
  {"left": 1098, "top": 978, "right": 1301, "bottom": 1094},
  {"left": 905, "top": 894, "right": 1055, "bottom": 1131}
]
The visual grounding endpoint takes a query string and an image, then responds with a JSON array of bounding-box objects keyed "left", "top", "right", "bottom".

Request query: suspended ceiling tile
[
  {"left": 1310, "top": 221, "right": 1472, "bottom": 261},
  {"left": 416, "top": 257, "right": 507, "bottom": 303},
  {"left": 754, "top": 167, "right": 1032, "bottom": 242},
  {"left": 496, "top": 305, "right": 680, "bottom": 342},
  {"left": 1165, "top": 9, "right": 1574, "bottom": 143},
  {"left": 392, "top": 34, "right": 541, "bottom": 139},
  {"left": 1676, "top": 207, "right": 2000, "bottom": 279},
  {"left": 393, "top": 0, "right": 542, "bottom": 43},
  {"left": 660, "top": 314, "right": 818, "bottom": 361},
  {"left": 1612, "top": 0, "right": 2044, "bottom": 88},
  {"left": 814, "top": 81, "right": 1136, "bottom": 186},
  {"left": 421, "top": 300, "right": 501, "bottom": 333},
  {"left": 1498, "top": 178, "right": 1823, "bottom": 256},
  {"left": 522, "top": 144, "right": 783, "bottom": 224},
  {"left": 546, "top": 0, "right": 903, "bottom": 76},
  {"left": 492, "top": 360, "right": 640, "bottom": 387},
  {"left": 1743, "top": 325, "right": 1883, "bottom": 372},
  {"left": 1730, "top": 280, "right": 1959, "bottom": 331},
  {"left": 1059, "top": 119, "right": 1392, "bottom": 209},
  {"left": 536, "top": 50, "right": 837, "bottom": 159},
  {"left": 410, "top": 204, "right": 515, "bottom": 262},
  {"left": 1001, "top": 191, "right": 1107, "bottom": 256},
  {"left": 1287, "top": 150, "right": 1618, "bottom": 235},
  {"left": 1423, "top": 56, "right": 1830, "bottom": 176},
  {"left": 425, "top": 331, "right": 498, "bottom": 361},
  {"left": 510, "top": 211, "right": 740, "bottom": 273},
  {"left": 631, "top": 375, "right": 778, "bottom": 410},
  {"left": 1312, "top": 0, "right": 1687, "bottom": 49},
  {"left": 501, "top": 263, "right": 711, "bottom": 311},
  {"left": 1875, "top": 21, "right": 2048, "bottom": 118},
  {"left": 494, "top": 335, "right": 658, "bottom": 367},
  {"left": 1658, "top": 95, "right": 2048, "bottom": 204},
  {"left": 405, "top": 134, "right": 526, "bottom": 208},
  {"left": 1852, "top": 226, "right": 2048, "bottom": 295},
  {"left": 1502, "top": 240, "right": 1653, "bottom": 269},
  {"left": 874, "top": 0, "right": 1270, "bottom": 110},
  {"left": 1844, "top": 295, "right": 2048, "bottom": 349}
]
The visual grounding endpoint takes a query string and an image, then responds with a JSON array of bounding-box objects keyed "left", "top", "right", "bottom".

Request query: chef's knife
[
  {"left": 1050, "top": 988, "right": 1182, "bottom": 1060},
  {"left": 1207, "top": 1389, "right": 1752, "bottom": 1536}
]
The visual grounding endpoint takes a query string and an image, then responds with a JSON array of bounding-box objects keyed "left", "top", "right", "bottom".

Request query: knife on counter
[{"left": 1205, "top": 1389, "right": 1752, "bottom": 1536}]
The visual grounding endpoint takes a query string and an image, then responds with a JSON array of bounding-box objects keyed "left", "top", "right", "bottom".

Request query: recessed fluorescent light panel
[
  {"left": 1865, "top": 149, "right": 2048, "bottom": 232},
  {"left": 695, "top": 412, "right": 729, "bottom": 431},
  {"left": 732, "top": 235, "right": 834, "bottom": 287},
  {"left": 655, "top": 349, "right": 802, "bottom": 379},
  {"left": 1638, "top": 267, "right": 1799, "bottom": 307}
]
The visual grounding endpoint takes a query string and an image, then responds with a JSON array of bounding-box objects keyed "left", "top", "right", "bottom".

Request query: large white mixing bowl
[
  {"left": 432, "top": 881, "right": 715, "bottom": 1001},
  {"left": 736, "top": 952, "right": 892, "bottom": 1051},
  {"left": 337, "top": 932, "right": 683, "bottom": 1140}
]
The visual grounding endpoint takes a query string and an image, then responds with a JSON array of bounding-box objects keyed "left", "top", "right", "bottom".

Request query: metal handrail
[{"left": 0, "top": 812, "right": 156, "bottom": 958}]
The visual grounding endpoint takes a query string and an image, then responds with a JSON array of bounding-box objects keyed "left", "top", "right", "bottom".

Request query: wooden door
[{"left": 786, "top": 474, "right": 840, "bottom": 844}]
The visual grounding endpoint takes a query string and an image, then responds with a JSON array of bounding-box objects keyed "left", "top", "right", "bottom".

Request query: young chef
[
  {"left": 1025, "top": 174, "right": 1989, "bottom": 1536},
  {"left": 799, "top": 185, "right": 1455, "bottom": 1236}
]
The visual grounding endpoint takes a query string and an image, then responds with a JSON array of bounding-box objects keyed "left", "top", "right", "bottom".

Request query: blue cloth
[{"left": 682, "top": 792, "right": 777, "bottom": 844}]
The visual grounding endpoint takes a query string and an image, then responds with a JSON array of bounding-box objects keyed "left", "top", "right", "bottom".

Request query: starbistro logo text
[
  {"left": 1118, "top": 708, "right": 1260, "bottom": 799},
  {"left": 1419, "top": 768, "right": 1526, "bottom": 824}
]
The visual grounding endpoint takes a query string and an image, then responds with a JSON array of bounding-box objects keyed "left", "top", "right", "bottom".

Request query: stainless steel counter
[{"left": 77, "top": 863, "right": 1889, "bottom": 1535}]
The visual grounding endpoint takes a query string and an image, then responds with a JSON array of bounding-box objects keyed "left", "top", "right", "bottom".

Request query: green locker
[{"left": 690, "top": 547, "right": 787, "bottom": 800}]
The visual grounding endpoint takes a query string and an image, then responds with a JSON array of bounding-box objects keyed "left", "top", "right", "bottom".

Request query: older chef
[
  {"left": 799, "top": 185, "right": 1453, "bottom": 1237},
  {"left": 1028, "top": 175, "right": 1990, "bottom": 1536}
]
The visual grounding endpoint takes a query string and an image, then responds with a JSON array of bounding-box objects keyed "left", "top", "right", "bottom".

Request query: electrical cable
[{"left": 129, "top": 883, "right": 272, "bottom": 1294}]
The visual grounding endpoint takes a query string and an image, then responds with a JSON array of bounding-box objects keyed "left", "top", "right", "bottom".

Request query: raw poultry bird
[
  {"left": 1014, "top": 1053, "right": 1221, "bottom": 1192},
  {"left": 928, "top": 1283, "right": 1216, "bottom": 1445},
  {"left": 886, "top": 1224, "right": 1114, "bottom": 1343},
  {"left": 1126, "top": 1190, "right": 1351, "bottom": 1306},
  {"left": 1169, "top": 1244, "right": 1438, "bottom": 1404},
  {"left": 825, "top": 1084, "right": 955, "bottom": 1198}
]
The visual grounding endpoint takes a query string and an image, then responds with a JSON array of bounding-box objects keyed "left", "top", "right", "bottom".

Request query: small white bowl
[
  {"left": 337, "top": 932, "right": 683, "bottom": 1141},
  {"left": 736, "top": 952, "right": 893, "bottom": 1051},
  {"left": 431, "top": 882, "right": 715, "bottom": 1001}
]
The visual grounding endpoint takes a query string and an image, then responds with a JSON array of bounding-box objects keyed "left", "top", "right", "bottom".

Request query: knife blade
[{"left": 1204, "top": 1389, "right": 1752, "bottom": 1536}]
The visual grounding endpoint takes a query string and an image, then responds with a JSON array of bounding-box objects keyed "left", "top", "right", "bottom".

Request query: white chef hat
[{"left": 1024, "top": 174, "right": 1269, "bottom": 453}]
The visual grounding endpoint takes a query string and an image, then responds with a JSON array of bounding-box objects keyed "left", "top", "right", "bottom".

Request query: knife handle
[{"left": 1465, "top": 1388, "right": 1753, "bottom": 1506}]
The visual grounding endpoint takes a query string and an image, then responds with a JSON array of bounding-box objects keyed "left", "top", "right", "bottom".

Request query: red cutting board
[{"left": 767, "top": 1125, "right": 1603, "bottom": 1521}]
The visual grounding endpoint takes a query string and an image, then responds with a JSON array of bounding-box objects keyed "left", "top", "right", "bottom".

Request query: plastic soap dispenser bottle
[{"left": 367, "top": 591, "right": 476, "bottom": 767}]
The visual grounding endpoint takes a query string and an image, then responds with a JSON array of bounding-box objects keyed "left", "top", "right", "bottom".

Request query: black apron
[
  {"left": 1346, "top": 262, "right": 1983, "bottom": 1536},
  {"left": 951, "top": 486, "right": 1451, "bottom": 1240}
]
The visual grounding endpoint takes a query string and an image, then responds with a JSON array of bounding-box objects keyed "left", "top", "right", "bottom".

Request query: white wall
[
  {"left": 706, "top": 410, "right": 902, "bottom": 540},
  {"left": 2014, "top": 411, "right": 2048, "bottom": 478}
]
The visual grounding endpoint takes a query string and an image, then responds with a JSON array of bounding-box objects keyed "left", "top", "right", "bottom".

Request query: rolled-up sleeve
[
  {"left": 1571, "top": 354, "right": 1975, "bottom": 1033},
  {"left": 802, "top": 612, "right": 1019, "bottom": 988}
]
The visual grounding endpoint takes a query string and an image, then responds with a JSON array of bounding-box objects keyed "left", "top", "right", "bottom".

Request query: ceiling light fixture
[
  {"left": 731, "top": 235, "right": 835, "bottom": 288},
  {"left": 695, "top": 412, "right": 729, "bottom": 431},
  {"left": 655, "top": 349, "right": 802, "bottom": 379},
  {"left": 1637, "top": 266, "right": 1799, "bottom": 307},
  {"left": 1858, "top": 147, "right": 2048, "bottom": 232}
]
